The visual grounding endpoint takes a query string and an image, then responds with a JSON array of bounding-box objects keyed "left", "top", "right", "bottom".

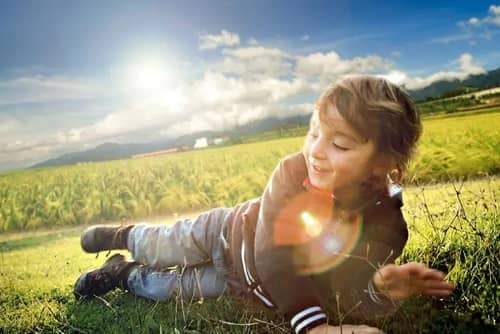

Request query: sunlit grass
[{"left": 0, "top": 178, "right": 498, "bottom": 333}]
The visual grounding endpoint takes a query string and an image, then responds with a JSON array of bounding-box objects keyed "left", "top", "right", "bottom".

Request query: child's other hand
[
  {"left": 308, "top": 323, "right": 385, "bottom": 334},
  {"left": 373, "top": 262, "right": 454, "bottom": 300}
]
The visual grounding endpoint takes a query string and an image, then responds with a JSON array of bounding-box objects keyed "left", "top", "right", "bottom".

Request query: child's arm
[{"left": 340, "top": 204, "right": 453, "bottom": 314}]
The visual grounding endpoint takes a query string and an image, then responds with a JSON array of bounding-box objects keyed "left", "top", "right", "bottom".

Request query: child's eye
[
  {"left": 308, "top": 132, "right": 319, "bottom": 138},
  {"left": 332, "top": 142, "right": 348, "bottom": 151}
]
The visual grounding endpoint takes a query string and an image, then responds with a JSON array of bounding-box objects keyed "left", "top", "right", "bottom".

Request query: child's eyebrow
[
  {"left": 334, "top": 130, "right": 361, "bottom": 143},
  {"left": 322, "top": 126, "right": 362, "bottom": 143},
  {"left": 314, "top": 118, "right": 365, "bottom": 143}
]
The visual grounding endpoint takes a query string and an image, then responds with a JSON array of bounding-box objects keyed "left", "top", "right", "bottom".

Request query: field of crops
[
  {"left": 0, "top": 109, "right": 499, "bottom": 333},
  {"left": 417, "top": 96, "right": 481, "bottom": 114},
  {"left": 0, "top": 110, "right": 498, "bottom": 232}
]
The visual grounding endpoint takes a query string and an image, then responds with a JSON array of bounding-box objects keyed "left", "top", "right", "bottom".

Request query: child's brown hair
[{"left": 316, "top": 75, "right": 422, "bottom": 182}]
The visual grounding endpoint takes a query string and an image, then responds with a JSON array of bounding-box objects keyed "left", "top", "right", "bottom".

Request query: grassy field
[
  {"left": 0, "top": 177, "right": 498, "bottom": 333},
  {"left": 0, "top": 110, "right": 499, "bottom": 333}
]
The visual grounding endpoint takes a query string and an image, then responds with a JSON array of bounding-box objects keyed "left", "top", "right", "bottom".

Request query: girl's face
[{"left": 302, "top": 105, "right": 385, "bottom": 204}]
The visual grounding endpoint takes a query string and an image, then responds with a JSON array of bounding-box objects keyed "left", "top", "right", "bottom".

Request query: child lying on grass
[{"left": 74, "top": 76, "right": 454, "bottom": 334}]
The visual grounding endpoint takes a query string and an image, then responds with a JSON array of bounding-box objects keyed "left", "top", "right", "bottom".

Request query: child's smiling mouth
[{"left": 311, "top": 164, "right": 331, "bottom": 174}]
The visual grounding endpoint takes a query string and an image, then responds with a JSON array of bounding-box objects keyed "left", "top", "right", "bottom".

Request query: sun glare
[
  {"left": 126, "top": 58, "right": 171, "bottom": 97},
  {"left": 133, "top": 62, "right": 167, "bottom": 93},
  {"left": 120, "top": 56, "right": 187, "bottom": 112}
]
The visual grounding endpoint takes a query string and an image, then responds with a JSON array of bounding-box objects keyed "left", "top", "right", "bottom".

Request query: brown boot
[
  {"left": 80, "top": 224, "right": 134, "bottom": 253},
  {"left": 73, "top": 254, "right": 139, "bottom": 300}
]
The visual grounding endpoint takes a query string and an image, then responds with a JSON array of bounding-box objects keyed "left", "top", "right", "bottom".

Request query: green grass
[{"left": 0, "top": 178, "right": 498, "bottom": 333}]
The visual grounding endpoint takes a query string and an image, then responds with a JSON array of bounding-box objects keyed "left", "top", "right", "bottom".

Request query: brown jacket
[{"left": 227, "top": 153, "right": 408, "bottom": 334}]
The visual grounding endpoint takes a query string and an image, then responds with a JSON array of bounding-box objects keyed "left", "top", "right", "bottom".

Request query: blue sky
[{"left": 1, "top": 0, "right": 499, "bottom": 170}]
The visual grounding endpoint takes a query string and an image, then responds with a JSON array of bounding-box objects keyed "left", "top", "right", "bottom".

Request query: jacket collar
[{"left": 301, "top": 177, "right": 401, "bottom": 210}]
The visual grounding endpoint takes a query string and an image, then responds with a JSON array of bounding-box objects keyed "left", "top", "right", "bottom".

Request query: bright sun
[
  {"left": 121, "top": 56, "right": 186, "bottom": 112},
  {"left": 126, "top": 59, "right": 171, "bottom": 97}
]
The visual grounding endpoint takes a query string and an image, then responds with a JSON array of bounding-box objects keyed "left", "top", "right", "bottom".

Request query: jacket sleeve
[
  {"left": 254, "top": 153, "right": 329, "bottom": 334},
  {"left": 340, "top": 196, "right": 409, "bottom": 318}
]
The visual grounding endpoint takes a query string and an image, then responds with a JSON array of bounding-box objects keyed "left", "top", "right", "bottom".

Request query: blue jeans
[{"left": 125, "top": 208, "right": 237, "bottom": 301}]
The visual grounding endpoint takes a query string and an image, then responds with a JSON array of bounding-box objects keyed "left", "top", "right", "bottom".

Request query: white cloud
[
  {"left": 0, "top": 115, "right": 18, "bottom": 133},
  {"left": 0, "top": 75, "right": 101, "bottom": 105},
  {"left": 224, "top": 46, "right": 288, "bottom": 59},
  {"left": 380, "top": 53, "right": 485, "bottom": 90},
  {"left": 40, "top": 70, "right": 312, "bottom": 152},
  {"left": 461, "top": 5, "right": 500, "bottom": 27},
  {"left": 301, "top": 34, "right": 310, "bottom": 41},
  {"left": 468, "top": 17, "right": 480, "bottom": 25},
  {"left": 296, "top": 51, "right": 393, "bottom": 85},
  {"left": 458, "top": 53, "right": 485, "bottom": 74},
  {"left": 246, "top": 37, "right": 259, "bottom": 45},
  {"left": 215, "top": 46, "right": 293, "bottom": 79},
  {"left": 430, "top": 33, "right": 472, "bottom": 44},
  {"left": 437, "top": 5, "right": 500, "bottom": 45},
  {"left": 491, "top": 4, "right": 500, "bottom": 15},
  {"left": 487, "top": 5, "right": 500, "bottom": 25},
  {"left": 390, "top": 51, "right": 402, "bottom": 58},
  {"left": 0, "top": 141, "right": 51, "bottom": 162},
  {"left": 287, "top": 102, "right": 315, "bottom": 116},
  {"left": 199, "top": 30, "right": 240, "bottom": 50}
]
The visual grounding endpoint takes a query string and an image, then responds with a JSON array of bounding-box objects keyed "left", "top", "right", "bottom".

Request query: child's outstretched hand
[{"left": 373, "top": 262, "right": 454, "bottom": 300}]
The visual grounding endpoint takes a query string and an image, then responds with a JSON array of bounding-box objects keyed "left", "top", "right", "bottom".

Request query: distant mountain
[
  {"left": 31, "top": 135, "right": 215, "bottom": 169},
  {"left": 31, "top": 142, "right": 156, "bottom": 168},
  {"left": 30, "top": 114, "right": 311, "bottom": 169},
  {"left": 409, "top": 67, "right": 500, "bottom": 101}
]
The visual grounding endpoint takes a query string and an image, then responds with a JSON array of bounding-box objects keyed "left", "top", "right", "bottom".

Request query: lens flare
[
  {"left": 322, "top": 233, "right": 341, "bottom": 253},
  {"left": 273, "top": 191, "right": 333, "bottom": 246},
  {"left": 295, "top": 212, "right": 363, "bottom": 275},
  {"left": 301, "top": 211, "right": 323, "bottom": 238},
  {"left": 272, "top": 191, "right": 363, "bottom": 274}
]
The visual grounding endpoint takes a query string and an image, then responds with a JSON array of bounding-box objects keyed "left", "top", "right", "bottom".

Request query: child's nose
[{"left": 310, "top": 136, "right": 328, "bottom": 159}]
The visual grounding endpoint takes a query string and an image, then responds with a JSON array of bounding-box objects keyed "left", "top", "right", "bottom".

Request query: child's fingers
[
  {"left": 423, "top": 278, "right": 454, "bottom": 290},
  {"left": 421, "top": 280, "right": 455, "bottom": 297},
  {"left": 422, "top": 269, "right": 446, "bottom": 280},
  {"left": 403, "top": 262, "right": 427, "bottom": 276},
  {"left": 422, "top": 288, "right": 453, "bottom": 297}
]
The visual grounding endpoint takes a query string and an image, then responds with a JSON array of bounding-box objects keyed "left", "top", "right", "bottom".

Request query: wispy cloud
[
  {"left": 381, "top": 53, "right": 485, "bottom": 90},
  {"left": 390, "top": 51, "right": 402, "bottom": 58},
  {"left": 431, "top": 5, "right": 500, "bottom": 45},
  {"left": 296, "top": 51, "right": 393, "bottom": 85},
  {"left": 199, "top": 30, "right": 240, "bottom": 50},
  {"left": 460, "top": 5, "right": 500, "bottom": 28},
  {"left": 246, "top": 37, "right": 259, "bottom": 45},
  {"left": 430, "top": 33, "right": 473, "bottom": 44},
  {"left": 215, "top": 46, "right": 293, "bottom": 79},
  {"left": 292, "top": 33, "right": 387, "bottom": 54},
  {"left": 0, "top": 75, "right": 102, "bottom": 106}
]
